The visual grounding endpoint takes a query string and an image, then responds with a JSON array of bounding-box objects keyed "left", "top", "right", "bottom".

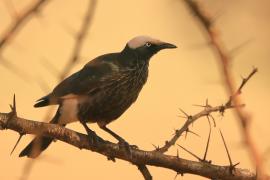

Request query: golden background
[{"left": 0, "top": 0, "right": 270, "bottom": 179}]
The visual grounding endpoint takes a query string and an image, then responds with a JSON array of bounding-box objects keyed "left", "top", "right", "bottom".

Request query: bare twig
[
  {"left": 157, "top": 102, "right": 243, "bottom": 153},
  {"left": 183, "top": 0, "right": 267, "bottom": 178},
  {"left": 0, "top": 107, "right": 256, "bottom": 180}
]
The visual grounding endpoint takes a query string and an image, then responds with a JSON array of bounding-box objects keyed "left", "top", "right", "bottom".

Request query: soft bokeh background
[{"left": 0, "top": 0, "right": 270, "bottom": 179}]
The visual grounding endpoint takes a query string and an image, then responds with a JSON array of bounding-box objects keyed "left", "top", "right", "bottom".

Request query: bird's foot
[
  {"left": 86, "top": 129, "right": 100, "bottom": 147},
  {"left": 118, "top": 140, "right": 138, "bottom": 157}
]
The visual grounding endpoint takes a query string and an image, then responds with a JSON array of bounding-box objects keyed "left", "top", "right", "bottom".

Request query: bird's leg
[
  {"left": 99, "top": 125, "right": 138, "bottom": 154},
  {"left": 80, "top": 121, "right": 99, "bottom": 146}
]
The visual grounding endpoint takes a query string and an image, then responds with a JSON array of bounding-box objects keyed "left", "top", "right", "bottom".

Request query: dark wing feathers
[{"left": 34, "top": 53, "right": 119, "bottom": 107}]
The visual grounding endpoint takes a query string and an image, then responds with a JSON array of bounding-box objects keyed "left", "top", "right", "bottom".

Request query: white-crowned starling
[{"left": 19, "top": 35, "right": 177, "bottom": 158}]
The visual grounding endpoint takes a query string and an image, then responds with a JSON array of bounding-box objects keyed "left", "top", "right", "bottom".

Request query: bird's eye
[{"left": 145, "top": 42, "right": 152, "bottom": 47}]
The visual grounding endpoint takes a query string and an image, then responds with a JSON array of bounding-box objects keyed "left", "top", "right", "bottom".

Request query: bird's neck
[{"left": 119, "top": 45, "right": 150, "bottom": 68}]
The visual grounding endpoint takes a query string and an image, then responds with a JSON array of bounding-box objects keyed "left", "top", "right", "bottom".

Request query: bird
[{"left": 19, "top": 35, "right": 177, "bottom": 158}]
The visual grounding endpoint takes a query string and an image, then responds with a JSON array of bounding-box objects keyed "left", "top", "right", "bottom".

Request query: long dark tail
[{"left": 19, "top": 107, "right": 63, "bottom": 158}]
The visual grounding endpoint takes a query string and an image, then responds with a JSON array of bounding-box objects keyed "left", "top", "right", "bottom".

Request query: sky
[{"left": 0, "top": 0, "right": 270, "bottom": 179}]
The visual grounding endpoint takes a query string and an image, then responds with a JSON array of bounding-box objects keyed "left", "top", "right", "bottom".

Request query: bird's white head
[
  {"left": 127, "top": 36, "right": 163, "bottom": 49},
  {"left": 127, "top": 36, "right": 176, "bottom": 49},
  {"left": 124, "top": 35, "right": 177, "bottom": 59}
]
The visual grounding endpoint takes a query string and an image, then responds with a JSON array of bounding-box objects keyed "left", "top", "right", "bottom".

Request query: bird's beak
[{"left": 158, "top": 42, "right": 177, "bottom": 50}]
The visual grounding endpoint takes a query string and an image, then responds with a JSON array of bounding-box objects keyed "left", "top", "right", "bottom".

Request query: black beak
[{"left": 158, "top": 42, "right": 177, "bottom": 50}]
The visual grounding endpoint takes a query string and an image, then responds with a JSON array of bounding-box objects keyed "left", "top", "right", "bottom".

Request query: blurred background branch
[
  {"left": 0, "top": 0, "right": 50, "bottom": 55},
  {"left": 183, "top": 0, "right": 267, "bottom": 178},
  {"left": 19, "top": 1, "right": 98, "bottom": 180}
]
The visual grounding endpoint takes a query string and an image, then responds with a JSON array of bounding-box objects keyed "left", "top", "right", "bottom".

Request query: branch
[
  {"left": 156, "top": 102, "right": 238, "bottom": 153},
  {"left": 182, "top": 0, "right": 267, "bottom": 178},
  {"left": 137, "top": 164, "right": 153, "bottom": 180},
  {"left": 0, "top": 0, "right": 50, "bottom": 54},
  {"left": 0, "top": 109, "right": 255, "bottom": 180}
]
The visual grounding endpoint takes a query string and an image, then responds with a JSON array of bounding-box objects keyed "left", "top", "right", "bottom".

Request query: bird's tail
[
  {"left": 34, "top": 95, "right": 51, "bottom": 108},
  {"left": 19, "top": 107, "right": 63, "bottom": 158},
  {"left": 19, "top": 136, "right": 54, "bottom": 158}
]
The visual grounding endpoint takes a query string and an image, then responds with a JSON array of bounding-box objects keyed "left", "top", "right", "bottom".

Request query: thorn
[
  {"left": 13, "top": 94, "right": 16, "bottom": 113},
  {"left": 192, "top": 104, "right": 206, "bottom": 108},
  {"left": 208, "top": 114, "right": 216, "bottom": 127},
  {"left": 229, "top": 162, "right": 240, "bottom": 174},
  {"left": 152, "top": 144, "right": 160, "bottom": 151},
  {"left": 177, "top": 115, "right": 187, "bottom": 119},
  {"left": 193, "top": 98, "right": 212, "bottom": 109},
  {"left": 177, "top": 144, "right": 202, "bottom": 162},
  {"left": 107, "top": 155, "right": 116, "bottom": 162},
  {"left": 219, "top": 129, "right": 239, "bottom": 174},
  {"left": 6, "top": 94, "right": 18, "bottom": 128},
  {"left": 176, "top": 149, "right": 179, "bottom": 159},
  {"left": 186, "top": 129, "right": 200, "bottom": 137},
  {"left": 202, "top": 123, "right": 211, "bottom": 163},
  {"left": 184, "top": 128, "right": 200, "bottom": 139},
  {"left": 178, "top": 108, "right": 189, "bottom": 117},
  {"left": 174, "top": 171, "right": 184, "bottom": 180},
  {"left": 173, "top": 129, "right": 179, "bottom": 136},
  {"left": 10, "top": 133, "right": 24, "bottom": 155},
  {"left": 219, "top": 105, "right": 225, "bottom": 116}
]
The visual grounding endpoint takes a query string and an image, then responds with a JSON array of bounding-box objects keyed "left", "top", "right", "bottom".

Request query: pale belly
[{"left": 58, "top": 98, "right": 80, "bottom": 125}]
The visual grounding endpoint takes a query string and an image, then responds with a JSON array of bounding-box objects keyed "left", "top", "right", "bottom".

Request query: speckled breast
[{"left": 78, "top": 62, "right": 149, "bottom": 124}]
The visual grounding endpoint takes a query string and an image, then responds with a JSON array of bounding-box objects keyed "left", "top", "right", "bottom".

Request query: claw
[
  {"left": 118, "top": 140, "right": 137, "bottom": 157},
  {"left": 86, "top": 130, "right": 99, "bottom": 146},
  {"left": 118, "top": 140, "right": 131, "bottom": 154}
]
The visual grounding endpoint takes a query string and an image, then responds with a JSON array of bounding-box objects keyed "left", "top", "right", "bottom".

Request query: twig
[
  {"left": 156, "top": 102, "right": 243, "bottom": 153},
  {"left": 183, "top": 0, "right": 267, "bottom": 178},
  {"left": 0, "top": 107, "right": 256, "bottom": 180},
  {"left": 0, "top": 0, "right": 50, "bottom": 54}
]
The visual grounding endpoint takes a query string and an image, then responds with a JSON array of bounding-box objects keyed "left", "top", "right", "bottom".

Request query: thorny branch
[
  {"left": 0, "top": 97, "right": 256, "bottom": 180},
  {"left": 156, "top": 67, "right": 256, "bottom": 154},
  {"left": 183, "top": 0, "right": 267, "bottom": 179},
  {"left": 156, "top": 101, "right": 237, "bottom": 153}
]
